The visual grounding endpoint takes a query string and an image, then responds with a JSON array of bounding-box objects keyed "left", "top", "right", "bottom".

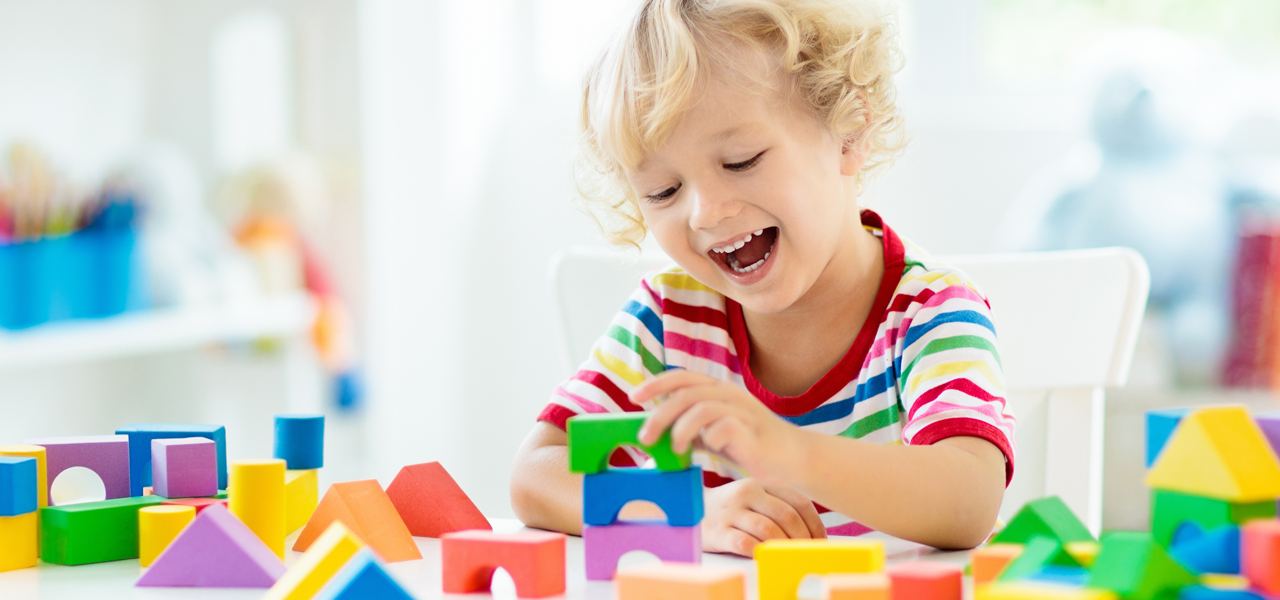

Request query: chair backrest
[{"left": 550, "top": 246, "right": 1149, "bottom": 534}]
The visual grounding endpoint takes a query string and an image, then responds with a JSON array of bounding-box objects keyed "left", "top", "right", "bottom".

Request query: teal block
[
  {"left": 0, "top": 457, "right": 37, "bottom": 516},
  {"left": 313, "top": 548, "right": 414, "bottom": 600},
  {"left": 116, "top": 423, "right": 227, "bottom": 495},
  {"left": 1147, "top": 408, "right": 1190, "bottom": 467}
]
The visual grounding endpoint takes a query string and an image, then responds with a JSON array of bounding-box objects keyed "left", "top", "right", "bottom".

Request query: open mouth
[{"left": 711, "top": 226, "right": 778, "bottom": 275}]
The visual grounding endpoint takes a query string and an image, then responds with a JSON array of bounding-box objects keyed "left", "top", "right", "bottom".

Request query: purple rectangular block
[
  {"left": 24, "top": 435, "right": 131, "bottom": 503},
  {"left": 152, "top": 438, "right": 218, "bottom": 499},
  {"left": 583, "top": 520, "right": 701, "bottom": 581}
]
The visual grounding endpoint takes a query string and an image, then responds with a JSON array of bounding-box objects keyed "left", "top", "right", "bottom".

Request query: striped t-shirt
[{"left": 538, "top": 210, "right": 1016, "bottom": 535}]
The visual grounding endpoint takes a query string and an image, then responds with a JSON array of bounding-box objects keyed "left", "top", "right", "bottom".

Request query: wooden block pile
[{"left": 973, "top": 404, "right": 1280, "bottom": 599}]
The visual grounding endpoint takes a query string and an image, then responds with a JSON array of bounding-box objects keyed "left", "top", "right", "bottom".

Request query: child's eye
[
  {"left": 646, "top": 184, "right": 680, "bottom": 203},
  {"left": 724, "top": 151, "right": 765, "bottom": 172}
]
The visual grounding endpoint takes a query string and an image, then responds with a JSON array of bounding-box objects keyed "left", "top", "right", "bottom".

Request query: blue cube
[
  {"left": 274, "top": 414, "right": 325, "bottom": 470},
  {"left": 0, "top": 456, "right": 38, "bottom": 516},
  {"left": 116, "top": 423, "right": 228, "bottom": 496}
]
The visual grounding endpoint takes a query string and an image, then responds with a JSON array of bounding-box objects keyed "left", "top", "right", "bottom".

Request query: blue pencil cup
[{"left": 0, "top": 226, "right": 143, "bottom": 330}]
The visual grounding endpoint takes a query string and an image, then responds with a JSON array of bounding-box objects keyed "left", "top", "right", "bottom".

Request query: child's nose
[{"left": 686, "top": 181, "right": 742, "bottom": 231}]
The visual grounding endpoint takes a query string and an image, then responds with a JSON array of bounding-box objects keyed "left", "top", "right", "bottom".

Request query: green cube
[
  {"left": 567, "top": 413, "right": 692, "bottom": 474},
  {"left": 1088, "top": 531, "right": 1196, "bottom": 600},
  {"left": 1150, "top": 489, "right": 1275, "bottom": 547},
  {"left": 41, "top": 495, "right": 166, "bottom": 565}
]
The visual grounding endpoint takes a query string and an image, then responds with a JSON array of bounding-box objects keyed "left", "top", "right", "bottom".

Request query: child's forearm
[
  {"left": 791, "top": 431, "right": 1006, "bottom": 549},
  {"left": 510, "top": 427, "right": 585, "bottom": 535}
]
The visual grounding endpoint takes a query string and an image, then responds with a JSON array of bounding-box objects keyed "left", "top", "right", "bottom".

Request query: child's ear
[{"left": 839, "top": 133, "right": 870, "bottom": 177}]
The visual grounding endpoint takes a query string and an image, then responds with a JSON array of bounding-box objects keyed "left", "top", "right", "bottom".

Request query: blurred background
[{"left": 2, "top": 0, "right": 1279, "bottom": 532}]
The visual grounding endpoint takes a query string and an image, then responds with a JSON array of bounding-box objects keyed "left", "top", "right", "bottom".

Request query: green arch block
[{"left": 567, "top": 413, "right": 692, "bottom": 474}]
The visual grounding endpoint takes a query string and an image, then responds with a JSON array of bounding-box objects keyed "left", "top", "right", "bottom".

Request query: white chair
[{"left": 550, "top": 246, "right": 1150, "bottom": 536}]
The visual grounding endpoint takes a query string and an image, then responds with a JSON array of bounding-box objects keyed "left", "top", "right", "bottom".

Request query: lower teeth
[{"left": 731, "top": 251, "right": 770, "bottom": 273}]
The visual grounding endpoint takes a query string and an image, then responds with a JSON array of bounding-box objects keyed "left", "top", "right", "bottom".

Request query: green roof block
[
  {"left": 1087, "top": 532, "right": 1196, "bottom": 600},
  {"left": 998, "top": 536, "right": 1081, "bottom": 583},
  {"left": 990, "top": 496, "right": 1095, "bottom": 546},
  {"left": 567, "top": 413, "right": 692, "bottom": 474},
  {"left": 41, "top": 495, "right": 166, "bottom": 565}
]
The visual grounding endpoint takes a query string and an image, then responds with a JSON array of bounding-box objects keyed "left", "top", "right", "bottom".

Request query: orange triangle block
[
  {"left": 292, "top": 480, "right": 422, "bottom": 562},
  {"left": 1146, "top": 405, "right": 1280, "bottom": 502},
  {"left": 386, "top": 462, "right": 490, "bottom": 538}
]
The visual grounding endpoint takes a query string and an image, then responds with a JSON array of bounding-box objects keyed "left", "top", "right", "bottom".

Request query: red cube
[
  {"left": 886, "top": 561, "right": 962, "bottom": 600},
  {"left": 1244, "top": 520, "right": 1280, "bottom": 595}
]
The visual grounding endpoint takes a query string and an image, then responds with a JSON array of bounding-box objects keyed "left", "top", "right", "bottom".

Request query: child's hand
[
  {"left": 634, "top": 370, "right": 809, "bottom": 488},
  {"left": 701, "top": 478, "right": 827, "bottom": 555}
]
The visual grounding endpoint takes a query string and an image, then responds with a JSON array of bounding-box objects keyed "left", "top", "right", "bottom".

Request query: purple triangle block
[{"left": 136, "top": 503, "right": 286, "bottom": 588}]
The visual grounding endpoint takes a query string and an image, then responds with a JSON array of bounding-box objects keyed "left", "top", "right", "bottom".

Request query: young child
[{"left": 511, "top": 0, "right": 1015, "bottom": 556}]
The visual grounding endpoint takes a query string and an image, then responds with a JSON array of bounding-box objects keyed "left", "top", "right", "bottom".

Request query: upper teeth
[{"left": 712, "top": 230, "right": 766, "bottom": 254}]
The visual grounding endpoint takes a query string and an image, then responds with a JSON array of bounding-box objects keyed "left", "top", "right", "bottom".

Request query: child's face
[{"left": 627, "top": 63, "right": 868, "bottom": 315}]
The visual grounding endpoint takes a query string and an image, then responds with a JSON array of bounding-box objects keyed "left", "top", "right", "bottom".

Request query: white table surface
[{"left": 0, "top": 519, "right": 972, "bottom": 599}]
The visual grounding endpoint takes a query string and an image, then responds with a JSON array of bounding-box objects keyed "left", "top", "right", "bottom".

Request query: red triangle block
[
  {"left": 386, "top": 461, "right": 490, "bottom": 538},
  {"left": 136, "top": 503, "right": 285, "bottom": 588}
]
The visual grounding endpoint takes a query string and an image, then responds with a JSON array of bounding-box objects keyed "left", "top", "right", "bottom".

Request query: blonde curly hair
[{"left": 577, "top": 0, "right": 907, "bottom": 247}]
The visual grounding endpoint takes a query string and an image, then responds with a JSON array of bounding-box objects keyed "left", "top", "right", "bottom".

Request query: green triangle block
[
  {"left": 1087, "top": 532, "right": 1197, "bottom": 600},
  {"left": 998, "top": 536, "right": 1080, "bottom": 582},
  {"left": 990, "top": 496, "right": 1095, "bottom": 545}
]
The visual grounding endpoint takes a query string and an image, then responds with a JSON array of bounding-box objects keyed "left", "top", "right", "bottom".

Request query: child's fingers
[
  {"left": 765, "top": 485, "right": 828, "bottom": 540},
  {"left": 667, "top": 399, "right": 734, "bottom": 453},
  {"left": 732, "top": 511, "right": 788, "bottom": 544},
  {"left": 630, "top": 369, "right": 710, "bottom": 406},
  {"left": 637, "top": 381, "right": 717, "bottom": 445},
  {"left": 748, "top": 492, "right": 813, "bottom": 540},
  {"left": 706, "top": 525, "right": 761, "bottom": 556}
]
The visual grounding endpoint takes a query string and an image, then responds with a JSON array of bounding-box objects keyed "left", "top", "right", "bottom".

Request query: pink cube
[{"left": 151, "top": 438, "right": 218, "bottom": 499}]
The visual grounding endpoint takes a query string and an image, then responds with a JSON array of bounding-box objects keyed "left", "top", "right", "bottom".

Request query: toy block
[
  {"left": 976, "top": 583, "right": 1118, "bottom": 599},
  {"left": 441, "top": 530, "right": 566, "bottom": 598},
  {"left": 1024, "top": 566, "right": 1090, "bottom": 587},
  {"left": 1256, "top": 412, "right": 1280, "bottom": 459},
  {"left": 263, "top": 521, "right": 365, "bottom": 600},
  {"left": 0, "top": 445, "right": 47, "bottom": 508},
  {"left": 0, "top": 512, "right": 37, "bottom": 572},
  {"left": 818, "top": 573, "right": 890, "bottom": 600},
  {"left": 286, "top": 469, "right": 320, "bottom": 535},
  {"left": 138, "top": 505, "right": 196, "bottom": 567},
  {"left": 40, "top": 495, "right": 164, "bottom": 564},
  {"left": 275, "top": 414, "right": 325, "bottom": 470},
  {"left": 1146, "top": 406, "right": 1280, "bottom": 502},
  {"left": 1088, "top": 531, "right": 1197, "bottom": 600},
  {"left": 116, "top": 423, "right": 228, "bottom": 495},
  {"left": 999, "top": 536, "right": 1080, "bottom": 583},
  {"left": 385, "top": 461, "right": 490, "bottom": 537},
  {"left": 293, "top": 479, "right": 421, "bottom": 562},
  {"left": 0, "top": 456, "right": 37, "bottom": 516},
  {"left": 1243, "top": 520, "right": 1280, "bottom": 595},
  {"left": 1065, "top": 541, "right": 1100, "bottom": 567},
  {"left": 25, "top": 434, "right": 131, "bottom": 502},
  {"left": 1147, "top": 408, "right": 1191, "bottom": 467},
  {"left": 583, "top": 520, "right": 701, "bottom": 581},
  {"left": 886, "top": 561, "right": 961, "bottom": 600},
  {"left": 584, "top": 466, "right": 704, "bottom": 526},
  {"left": 163, "top": 497, "right": 228, "bottom": 513},
  {"left": 615, "top": 563, "right": 746, "bottom": 600},
  {"left": 755, "top": 539, "right": 885, "bottom": 600},
  {"left": 1151, "top": 489, "right": 1274, "bottom": 547},
  {"left": 972, "top": 544, "right": 1024, "bottom": 586},
  {"left": 137, "top": 503, "right": 285, "bottom": 588},
  {"left": 151, "top": 437, "right": 218, "bottom": 499},
  {"left": 312, "top": 548, "right": 415, "bottom": 600},
  {"left": 990, "top": 496, "right": 1094, "bottom": 546},
  {"left": 567, "top": 413, "right": 692, "bottom": 473},
  {"left": 229, "top": 458, "right": 287, "bottom": 558},
  {"left": 1171, "top": 525, "right": 1240, "bottom": 575},
  {"left": 1199, "top": 573, "right": 1250, "bottom": 589}
]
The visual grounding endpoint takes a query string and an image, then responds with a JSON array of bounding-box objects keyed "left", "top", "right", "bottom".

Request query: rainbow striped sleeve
[
  {"left": 896, "top": 269, "right": 1016, "bottom": 481},
  {"left": 539, "top": 276, "right": 669, "bottom": 431}
]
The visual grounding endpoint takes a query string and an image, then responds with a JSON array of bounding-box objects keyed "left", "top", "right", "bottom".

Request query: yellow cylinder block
[
  {"left": 0, "top": 445, "right": 48, "bottom": 508},
  {"left": 230, "top": 459, "right": 287, "bottom": 558},
  {"left": 139, "top": 505, "right": 196, "bottom": 567}
]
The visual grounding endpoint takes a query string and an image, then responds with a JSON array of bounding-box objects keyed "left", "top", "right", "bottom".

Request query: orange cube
[
  {"left": 971, "top": 544, "right": 1024, "bottom": 586},
  {"left": 822, "top": 573, "right": 891, "bottom": 600}
]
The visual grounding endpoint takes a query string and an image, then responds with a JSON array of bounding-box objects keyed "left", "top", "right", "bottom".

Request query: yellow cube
[
  {"left": 285, "top": 469, "right": 319, "bottom": 535},
  {"left": 0, "top": 512, "right": 38, "bottom": 572},
  {"left": 754, "top": 539, "right": 884, "bottom": 600}
]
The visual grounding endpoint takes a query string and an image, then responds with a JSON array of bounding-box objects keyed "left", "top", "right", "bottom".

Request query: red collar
[{"left": 726, "top": 209, "right": 906, "bottom": 417}]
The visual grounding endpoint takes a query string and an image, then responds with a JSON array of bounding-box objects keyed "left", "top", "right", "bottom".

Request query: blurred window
[{"left": 981, "top": 0, "right": 1280, "bottom": 85}]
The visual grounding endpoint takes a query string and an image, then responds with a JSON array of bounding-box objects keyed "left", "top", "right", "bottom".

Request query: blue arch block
[
  {"left": 583, "top": 467, "right": 703, "bottom": 527},
  {"left": 274, "top": 414, "right": 325, "bottom": 470},
  {"left": 1170, "top": 525, "right": 1240, "bottom": 575},
  {"left": 116, "top": 424, "right": 227, "bottom": 496},
  {"left": 0, "top": 457, "right": 37, "bottom": 516}
]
